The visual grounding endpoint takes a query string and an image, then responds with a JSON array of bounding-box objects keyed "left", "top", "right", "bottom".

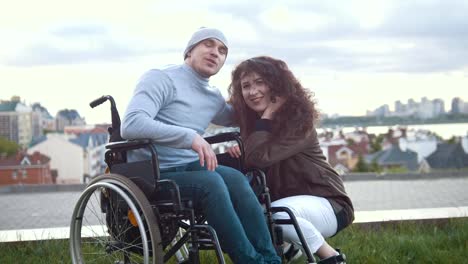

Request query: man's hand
[
  {"left": 192, "top": 134, "right": 218, "bottom": 171},
  {"left": 226, "top": 144, "right": 241, "bottom": 158},
  {"left": 261, "top": 96, "right": 287, "bottom": 119}
]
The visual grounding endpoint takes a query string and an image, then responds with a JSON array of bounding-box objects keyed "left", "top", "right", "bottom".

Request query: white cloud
[
  {"left": 3, "top": 23, "right": 156, "bottom": 66},
  {"left": 349, "top": 0, "right": 394, "bottom": 30},
  {"left": 259, "top": 5, "right": 333, "bottom": 33}
]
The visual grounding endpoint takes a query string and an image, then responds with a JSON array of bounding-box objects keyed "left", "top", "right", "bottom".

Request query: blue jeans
[{"left": 159, "top": 161, "right": 281, "bottom": 264}]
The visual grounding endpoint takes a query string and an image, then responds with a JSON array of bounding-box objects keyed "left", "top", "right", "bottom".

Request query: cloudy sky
[{"left": 1, "top": 0, "right": 467, "bottom": 124}]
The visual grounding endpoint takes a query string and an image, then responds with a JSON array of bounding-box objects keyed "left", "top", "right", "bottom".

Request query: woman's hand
[
  {"left": 226, "top": 144, "right": 241, "bottom": 158},
  {"left": 261, "top": 96, "right": 287, "bottom": 119}
]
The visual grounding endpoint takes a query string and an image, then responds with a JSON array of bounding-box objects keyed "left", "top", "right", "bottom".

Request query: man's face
[{"left": 185, "top": 38, "right": 227, "bottom": 78}]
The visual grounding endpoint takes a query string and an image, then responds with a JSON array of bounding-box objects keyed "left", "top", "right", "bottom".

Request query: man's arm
[
  {"left": 121, "top": 70, "right": 197, "bottom": 149},
  {"left": 211, "top": 102, "right": 235, "bottom": 127}
]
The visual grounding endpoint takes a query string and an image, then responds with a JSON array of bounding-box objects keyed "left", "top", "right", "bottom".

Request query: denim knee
[
  {"left": 197, "top": 171, "right": 232, "bottom": 207},
  {"left": 216, "top": 166, "right": 251, "bottom": 190}
]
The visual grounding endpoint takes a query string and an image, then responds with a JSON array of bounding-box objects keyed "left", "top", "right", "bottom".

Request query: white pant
[{"left": 271, "top": 195, "right": 337, "bottom": 253}]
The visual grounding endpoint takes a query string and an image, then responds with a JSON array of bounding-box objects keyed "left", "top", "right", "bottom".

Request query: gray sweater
[{"left": 121, "top": 63, "right": 233, "bottom": 168}]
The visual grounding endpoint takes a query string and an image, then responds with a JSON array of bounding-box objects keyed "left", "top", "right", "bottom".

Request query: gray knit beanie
[{"left": 183, "top": 27, "right": 228, "bottom": 59}]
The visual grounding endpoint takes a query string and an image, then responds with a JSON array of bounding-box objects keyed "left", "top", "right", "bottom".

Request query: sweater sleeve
[
  {"left": 211, "top": 102, "right": 235, "bottom": 127},
  {"left": 243, "top": 119, "right": 311, "bottom": 168},
  {"left": 121, "top": 70, "right": 197, "bottom": 149}
]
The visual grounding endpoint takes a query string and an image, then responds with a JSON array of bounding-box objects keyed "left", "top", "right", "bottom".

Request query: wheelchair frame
[{"left": 69, "top": 95, "right": 317, "bottom": 264}]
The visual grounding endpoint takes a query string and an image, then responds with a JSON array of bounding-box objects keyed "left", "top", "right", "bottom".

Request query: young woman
[{"left": 227, "top": 56, "right": 354, "bottom": 263}]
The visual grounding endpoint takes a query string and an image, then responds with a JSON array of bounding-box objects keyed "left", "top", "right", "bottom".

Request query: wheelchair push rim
[{"left": 70, "top": 174, "right": 163, "bottom": 264}]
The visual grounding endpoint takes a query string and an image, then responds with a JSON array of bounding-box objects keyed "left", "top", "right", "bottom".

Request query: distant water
[{"left": 318, "top": 123, "right": 468, "bottom": 139}]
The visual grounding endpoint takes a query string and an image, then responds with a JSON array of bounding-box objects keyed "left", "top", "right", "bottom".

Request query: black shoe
[
  {"left": 317, "top": 249, "right": 346, "bottom": 264},
  {"left": 284, "top": 244, "right": 302, "bottom": 263}
]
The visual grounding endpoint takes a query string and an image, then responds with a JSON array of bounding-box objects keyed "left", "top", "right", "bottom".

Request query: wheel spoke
[{"left": 70, "top": 174, "right": 163, "bottom": 264}]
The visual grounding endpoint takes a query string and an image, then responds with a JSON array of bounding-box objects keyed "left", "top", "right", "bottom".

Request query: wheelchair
[{"left": 69, "top": 95, "right": 317, "bottom": 264}]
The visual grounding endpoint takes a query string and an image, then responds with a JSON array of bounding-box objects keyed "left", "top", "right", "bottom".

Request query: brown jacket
[{"left": 243, "top": 124, "right": 354, "bottom": 231}]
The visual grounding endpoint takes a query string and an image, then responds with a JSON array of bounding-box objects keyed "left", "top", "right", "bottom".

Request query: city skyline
[
  {"left": 1, "top": 0, "right": 468, "bottom": 124},
  {"left": 2, "top": 94, "right": 467, "bottom": 124},
  {"left": 365, "top": 96, "right": 468, "bottom": 118}
]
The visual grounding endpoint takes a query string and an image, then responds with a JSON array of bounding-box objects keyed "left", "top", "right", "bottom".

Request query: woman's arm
[{"left": 243, "top": 122, "right": 311, "bottom": 168}]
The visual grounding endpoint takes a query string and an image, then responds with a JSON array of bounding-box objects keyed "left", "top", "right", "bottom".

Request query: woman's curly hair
[{"left": 228, "top": 56, "right": 319, "bottom": 139}]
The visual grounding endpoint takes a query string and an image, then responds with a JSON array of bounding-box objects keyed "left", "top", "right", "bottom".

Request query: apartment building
[
  {"left": 55, "top": 109, "right": 86, "bottom": 132},
  {"left": 0, "top": 98, "right": 39, "bottom": 147},
  {"left": 32, "top": 103, "right": 56, "bottom": 131}
]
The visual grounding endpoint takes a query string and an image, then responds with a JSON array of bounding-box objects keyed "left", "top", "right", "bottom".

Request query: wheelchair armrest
[
  {"left": 204, "top": 132, "right": 241, "bottom": 144},
  {"left": 105, "top": 139, "right": 161, "bottom": 182},
  {"left": 245, "top": 167, "right": 267, "bottom": 186},
  {"left": 105, "top": 139, "right": 153, "bottom": 151},
  {"left": 205, "top": 131, "right": 246, "bottom": 172}
]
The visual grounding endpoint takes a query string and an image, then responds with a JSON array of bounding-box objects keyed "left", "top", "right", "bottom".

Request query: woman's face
[{"left": 240, "top": 72, "right": 272, "bottom": 115}]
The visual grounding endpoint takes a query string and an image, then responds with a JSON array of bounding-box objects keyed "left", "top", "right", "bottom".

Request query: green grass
[
  {"left": 1, "top": 218, "right": 467, "bottom": 263},
  {"left": 324, "top": 218, "right": 468, "bottom": 264}
]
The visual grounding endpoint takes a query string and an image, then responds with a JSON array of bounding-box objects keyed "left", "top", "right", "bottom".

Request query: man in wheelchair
[{"left": 120, "top": 27, "right": 281, "bottom": 264}]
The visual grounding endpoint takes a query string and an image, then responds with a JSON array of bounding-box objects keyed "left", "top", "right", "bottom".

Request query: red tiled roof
[{"left": 0, "top": 151, "right": 50, "bottom": 166}]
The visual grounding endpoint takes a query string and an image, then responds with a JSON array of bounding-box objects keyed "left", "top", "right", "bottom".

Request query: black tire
[{"left": 70, "top": 173, "right": 164, "bottom": 264}]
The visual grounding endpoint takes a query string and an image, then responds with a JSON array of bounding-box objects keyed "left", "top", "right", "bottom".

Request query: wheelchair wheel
[{"left": 70, "top": 173, "right": 164, "bottom": 264}]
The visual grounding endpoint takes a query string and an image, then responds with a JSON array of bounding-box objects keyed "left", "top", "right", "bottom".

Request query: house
[
  {"left": 319, "top": 128, "right": 370, "bottom": 172},
  {"left": 326, "top": 145, "right": 356, "bottom": 171},
  {"left": 0, "top": 151, "right": 52, "bottom": 186},
  {"left": 398, "top": 133, "right": 438, "bottom": 162},
  {"left": 426, "top": 143, "right": 468, "bottom": 169},
  {"left": 28, "top": 134, "right": 84, "bottom": 184},
  {"left": 365, "top": 144, "right": 419, "bottom": 171},
  {"left": 318, "top": 138, "right": 346, "bottom": 167},
  {"left": 28, "top": 129, "right": 109, "bottom": 184},
  {"left": 381, "top": 127, "right": 407, "bottom": 150}
]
